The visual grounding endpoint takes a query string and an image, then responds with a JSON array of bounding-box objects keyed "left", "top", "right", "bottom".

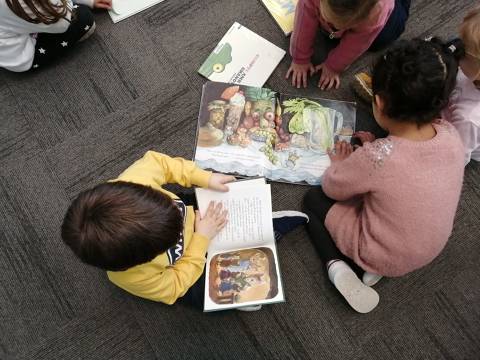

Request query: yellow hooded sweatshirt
[{"left": 107, "top": 151, "right": 212, "bottom": 304}]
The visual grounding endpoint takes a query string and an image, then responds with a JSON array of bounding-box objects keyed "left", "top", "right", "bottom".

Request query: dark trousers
[
  {"left": 370, "top": 0, "right": 412, "bottom": 51},
  {"left": 31, "top": 5, "right": 94, "bottom": 70},
  {"left": 181, "top": 271, "right": 206, "bottom": 310},
  {"left": 303, "top": 187, "right": 364, "bottom": 276}
]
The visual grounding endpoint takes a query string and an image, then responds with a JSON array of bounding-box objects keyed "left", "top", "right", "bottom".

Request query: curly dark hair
[
  {"left": 372, "top": 37, "right": 465, "bottom": 125},
  {"left": 61, "top": 181, "right": 183, "bottom": 272}
]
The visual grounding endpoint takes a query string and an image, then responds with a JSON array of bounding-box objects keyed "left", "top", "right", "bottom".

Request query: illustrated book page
[
  {"left": 194, "top": 81, "right": 356, "bottom": 185},
  {"left": 198, "top": 22, "right": 286, "bottom": 87},
  {"left": 195, "top": 179, "right": 285, "bottom": 311}
]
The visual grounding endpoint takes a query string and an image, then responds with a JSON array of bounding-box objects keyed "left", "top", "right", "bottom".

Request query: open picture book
[
  {"left": 194, "top": 81, "right": 356, "bottom": 185},
  {"left": 260, "top": 0, "right": 298, "bottom": 36},
  {"left": 195, "top": 178, "right": 284, "bottom": 312},
  {"left": 198, "top": 22, "right": 286, "bottom": 87}
]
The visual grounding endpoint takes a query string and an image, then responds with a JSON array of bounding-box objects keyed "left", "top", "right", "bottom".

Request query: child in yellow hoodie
[{"left": 61, "top": 151, "right": 308, "bottom": 310}]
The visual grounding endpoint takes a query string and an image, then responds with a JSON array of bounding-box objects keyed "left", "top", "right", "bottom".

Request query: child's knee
[{"left": 75, "top": 4, "right": 95, "bottom": 27}]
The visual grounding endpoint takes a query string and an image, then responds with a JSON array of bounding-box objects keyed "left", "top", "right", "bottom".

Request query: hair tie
[{"left": 433, "top": 50, "right": 447, "bottom": 80}]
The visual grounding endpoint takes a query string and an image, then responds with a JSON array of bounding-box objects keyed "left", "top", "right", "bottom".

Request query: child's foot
[
  {"left": 352, "top": 72, "right": 373, "bottom": 103},
  {"left": 237, "top": 305, "right": 262, "bottom": 312},
  {"left": 328, "top": 260, "right": 379, "bottom": 313},
  {"left": 362, "top": 272, "right": 383, "bottom": 287},
  {"left": 272, "top": 211, "right": 309, "bottom": 241}
]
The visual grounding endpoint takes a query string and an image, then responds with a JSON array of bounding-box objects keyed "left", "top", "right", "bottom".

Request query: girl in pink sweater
[
  {"left": 303, "top": 38, "right": 465, "bottom": 313},
  {"left": 286, "top": 0, "right": 410, "bottom": 90}
]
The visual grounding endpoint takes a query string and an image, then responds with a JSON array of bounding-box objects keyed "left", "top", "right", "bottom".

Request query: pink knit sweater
[
  {"left": 322, "top": 121, "right": 465, "bottom": 276},
  {"left": 290, "top": 0, "right": 394, "bottom": 72}
]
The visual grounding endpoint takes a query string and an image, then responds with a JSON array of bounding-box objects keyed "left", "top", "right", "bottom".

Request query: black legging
[
  {"left": 31, "top": 5, "right": 95, "bottom": 70},
  {"left": 303, "top": 187, "right": 364, "bottom": 276}
]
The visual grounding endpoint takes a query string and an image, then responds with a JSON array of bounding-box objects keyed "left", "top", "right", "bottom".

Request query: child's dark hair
[
  {"left": 372, "top": 37, "right": 465, "bottom": 125},
  {"left": 326, "top": 0, "right": 378, "bottom": 23},
  {"left": 6, "top": 0, "right": 69, "bottom": 24},
  {"left": 61, "top": 181, "right": 183, "bottom": 272}
]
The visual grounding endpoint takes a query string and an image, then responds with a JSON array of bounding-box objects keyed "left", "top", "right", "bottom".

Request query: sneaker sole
[
  {"left": 334, "top": 271, "right": 379, "bottom": 313},
  {"left": 272, "top": 211, "right": 309, "bottom": 222},
  {"left": 237, "top": 305, "right": 262, "bottom": 312}
]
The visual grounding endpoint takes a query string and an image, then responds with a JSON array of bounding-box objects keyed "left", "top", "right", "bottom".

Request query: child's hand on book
[
  {"left": 315, "top": 63, "right": 340, "bottom": 91},
  {"left": 328, "top": 141, "right": 353, "bottom": 163},
  {"left": 208, "top": 173, "right": 236, "bottom": 192},
  {"left": 195, "top": 202, "right": 228, "bottom": 240},
  {"left": 286, "top": 62, "right": 315, "bottom": 88},
  {"left": 94, "top": 0, "right": 112, "bottom": 9},
  {"left": 353, "top": 131, "right": 376, "bottom": 144}
]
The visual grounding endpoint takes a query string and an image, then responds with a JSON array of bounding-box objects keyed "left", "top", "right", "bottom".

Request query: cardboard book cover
[{"left": 198, "top": 22, "right": 286, "bottom": 88}]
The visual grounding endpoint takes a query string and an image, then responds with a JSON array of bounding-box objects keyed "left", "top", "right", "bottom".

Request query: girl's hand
[
  {"left": 286, "top": 62, "right": 315, "bottom": 88},
  {"left": 94, "top": 0, "right": 112, "bottom": 9},
  {"left": 195, "top": 202, "right": 228, "bottom": 240},
  {"left": 208, "top": 173, "right": 236, "bottom": 192},
  {"left": 353, "top": 131, "right": 376, "bottom": 144},
  {"left": 315, "top": 63, "right": 340, "bottom": 90},
  {"left": 328, "top": 141, "right": 353, "bottom": 163}
]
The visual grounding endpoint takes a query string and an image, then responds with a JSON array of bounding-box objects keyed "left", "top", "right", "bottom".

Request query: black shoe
[{"left": 272, "top": 211, "right": 309, "bottom": 241}]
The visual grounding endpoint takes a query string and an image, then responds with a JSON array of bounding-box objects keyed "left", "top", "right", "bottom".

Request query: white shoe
[
  {"left": 328, "top": 261, "right": 379, "bottom": 313},
  {"left": 362, "top": 272, "right": 383, "bottom": 287},
  {"left": 237, "top": 305, "right": 262, "bottom": 312}
]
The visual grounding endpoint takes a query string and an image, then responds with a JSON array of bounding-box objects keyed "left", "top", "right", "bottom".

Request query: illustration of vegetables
[
  {"left": 250, "top": 128, "right": 278, "bottom": 164},
  {"left": 244, "top": 87, "right": 277, "bottom": 114},
  {"left": 283, "top": 98, "right": 334, "bottom": 151}
]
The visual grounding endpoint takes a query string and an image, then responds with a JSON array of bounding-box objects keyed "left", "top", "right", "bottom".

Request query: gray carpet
[{"left": 1, "top": 0, "right": 480, "bottom": 359}]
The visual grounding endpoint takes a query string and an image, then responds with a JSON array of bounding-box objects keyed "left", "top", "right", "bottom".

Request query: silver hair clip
[
  {"left": 448, "top": 45, "right": 457, "bottom": 53},
  {"left": 424, "top": 36, "right": 433, "bottom": 42}
]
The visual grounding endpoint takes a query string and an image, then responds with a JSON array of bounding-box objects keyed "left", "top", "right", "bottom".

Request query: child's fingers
[
  {"left": 295, "top": 72, "right": 301, "bottom": 89},
  {"left": 216, "top": 210, "right": 228, "bottom": 225},
  {"left": 217, "top": 217, "right": 228, "bottom": 230},
  {"left": 205, "top": 201, "right": 215, "bottom": 216},
  {"left": 309, "top": 65, "right": 315, "bottom": 76},
  {"left": 213, "top": 202, "right": 223, "bottom": 216},
  {"left": 291, "top": 71, "right": 298, "bottom": 87},
  {"left": 326, "top": 77, "right": 335, "bottom": 90},
  {"left": 223, "top": 175, "right": 236, "bottom": 183},
  {"left": 335, "top": 77, "right": 340, "bottom": 89},
  {"left": 302, "top": 71, "right": 307, "bottom": 88},
  {"left": 285, "top": 67, "right": 293, "bottom": 79}
]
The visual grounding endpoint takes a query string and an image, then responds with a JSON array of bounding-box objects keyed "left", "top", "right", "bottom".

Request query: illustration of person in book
[{"left": 209, "top": 248, "right": 279, "bottom": 305}]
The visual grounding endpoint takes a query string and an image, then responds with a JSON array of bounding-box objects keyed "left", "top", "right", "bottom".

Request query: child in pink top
[
  {"left": 303, "top": 38, "right": 465, "bottom": 313},
  {"left": 286, "top": 0, "right": 410, "bottom": 90},
  {"left": 442, "top": 6, "right": 480, "bottom": 164}
]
